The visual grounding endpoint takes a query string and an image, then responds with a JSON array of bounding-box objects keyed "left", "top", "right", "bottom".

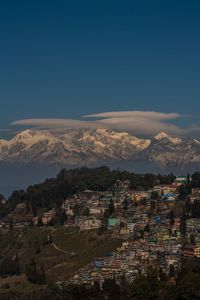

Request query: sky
[{"left": 0, "top": 0, "right": 200, "bottom": 138}]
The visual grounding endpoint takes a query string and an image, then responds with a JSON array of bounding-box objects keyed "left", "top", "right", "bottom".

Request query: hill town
[{"left": 0, "top": 167, "right": 200, "bottom": 299}]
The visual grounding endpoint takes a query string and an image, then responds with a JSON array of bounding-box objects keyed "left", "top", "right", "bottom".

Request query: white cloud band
[{"left": 10, "top": 111, "right": 199, "bottom": 137}]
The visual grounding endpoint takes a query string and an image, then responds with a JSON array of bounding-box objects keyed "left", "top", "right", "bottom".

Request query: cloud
[
  {"left": 12, "top": 118, "right": 97, "bottom": 128},
  {"left": 84, "top": 111, "right": 188, "bottom": 136},
  {"left": 11, "top": 118, "right": 103, "bottom": 132},
  {"left": 10, "top": 111, "right": 200, "bottom": 137},
  {"left": 84, "top": 111, "right": 181, "bottom": 120}
]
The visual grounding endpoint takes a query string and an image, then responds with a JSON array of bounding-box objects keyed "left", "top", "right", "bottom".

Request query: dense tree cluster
[
  {"left": 0, "top": 254, "right": 20, "bottom": 277},
  {"left": 0, "top": 168, "right": 200, "bottom": 222},
  {"left": 2, "top": 261, "right": 199, "bottom": 300},
  {"left": 0, "top": 167, "right": 178, "bottom": 219},
  {"left": 44, "top": 263, "right": 200, "bottom": 300},
  {"left": 178, "top": 172, "right": 200, "bottom": 201},
  {"left": 25, "top": 258, "right": 46, "bottom": 285},
  {"left": 0, "top": 168, "right": 199, "bottom": 221}
]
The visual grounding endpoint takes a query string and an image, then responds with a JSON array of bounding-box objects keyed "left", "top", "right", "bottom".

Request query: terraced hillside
[{"left": 0, "top": 227, "right": 121, "bottom": 286}]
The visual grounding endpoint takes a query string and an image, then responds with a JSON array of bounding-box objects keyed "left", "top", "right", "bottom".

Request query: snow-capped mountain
[
  {"left": 0, "top": 128, "right": 150, "bottom": 164},
  {"left": 0, "top": 128, "right": 200, "bottom": 171}
]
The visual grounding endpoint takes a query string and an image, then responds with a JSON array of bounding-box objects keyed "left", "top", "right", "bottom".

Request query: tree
[
  {"left": 13, "top": 253, "right": 20, "bottom": 275},
  {"left": 191, "top": 172, "right": 200, "bottom": 188},
  {"left": 59, "top": 209, "right": 68, "bottom": 225},
  {"left": 0, "top": 255, "right": 20, "bottom": 276},
  {"left": 187, "top": 173, "right": 191, "bottom": 185},
  {"left": 151, "top": 191, "right": 160, "bottom": 201},
  {"left": 180, "top": 211, "right": 187, "bottom": 236},
  {"left": 104, "top": 199, "right": 115, "bottom": 218},
  {"left": 83, "top": 207, "right": 90, "bottom": 217},
  {"left": 169, "top": 264, "right": 175, "bottom": 278},
  {"left": 9, "top": 217, "right": 13, "bottom": 231},
  {"left": 140, "top": 197, "right": 147, "bottom": 206},
  {"left": 123, "top": 198, "right": 129, "bottom": 210},
  {"left": 26, "top": 258, "right": 37, "bottom": 283},
  {"left": 150, "top": 200, "right": 156, "bottom": 212},
  {"left": 72, "top": 203, "right": 81, "bottom": 217},
  {"left": 178, "top": 184, "right": 192, "bottom": 201},
  {"left": 37, "top": 216, "right": 44, "bottom": 227},
  {"left": 144, "top": 223, "right": 150, "bottom": 232},
  {"left": 177, "top": 272, "right": 200, "bottom": 300},
  {"left": 39, "top": 263, "right": 46, "bottom": 284},
  {"left": 34, "top": 238, "right": 41, "bottom": 255},
  {"left": 191, "top": 200, "right": 200, "bottom": 218},
  {"left": 108, "top": 199, "right": 115, "bottom": 216},
  {"left": 190, "top": 233, "right": 195, "bottom": 245},
  {"left": 129, "top": 271, "right": 160, "bottom": 300},
  {"left": 102, "top": 279, "right": 121, "bottom": 300},
  {"left": 169, "top": 210, "right": 175, "bottom": 226},
  {"left": 185, "top": 197, "right": 192, "bottom": 216},
  {"left": 26, "top": 258, "right": 46, "bottom": 285}
]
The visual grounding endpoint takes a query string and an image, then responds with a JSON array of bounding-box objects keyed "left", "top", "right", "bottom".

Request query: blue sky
[{"left": 0, "top": 0, "right": 200, "bottom": 137}]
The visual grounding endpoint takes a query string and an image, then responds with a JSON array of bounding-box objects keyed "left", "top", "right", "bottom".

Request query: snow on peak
[
  {"left": 154, "top": 132, "right": 170, "bottom": 140},
  {"left": 11, "top": 129, "right": 59, "bottom": 147},
  {"left": 0, "top": 139, "right": 8, "bottom": 146},
  {"left": 154, "top": 132, "right": 182, "bottom": 144},
  {"left": 193, "top": 138, "right": 200, "bottom": 144},
  {"left": 14, "top": 129, "right": 38, "bottom": 139}
]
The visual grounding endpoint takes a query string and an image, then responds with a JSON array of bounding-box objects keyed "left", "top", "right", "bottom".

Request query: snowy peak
[
  {"left": 193, "top": 138, "right": 200, "bottom": 144},
  {"left": 11, "top": 129, "right": 59, "bottom": 146},
  {"left": 154, "top": 132, "right": 170, "bottom": 140},
  {"left": 0, "top": 128, "right": 199, "bottom": 169},
  {"left": 0, "top": 128, "right": 151, "bottom": 164},
  {"left": 14, "top": 129, "right": 38, "bottom": 139},
  {"left": 13, "top": 129, "right": 53, "bottom": 141},
  {"left": 154, "top": 132, "right": 182, "bottom": 144}
]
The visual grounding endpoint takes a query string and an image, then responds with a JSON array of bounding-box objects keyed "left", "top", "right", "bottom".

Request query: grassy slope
[{"left": 0, "top": 227, "right": 121, "bottom": 284}]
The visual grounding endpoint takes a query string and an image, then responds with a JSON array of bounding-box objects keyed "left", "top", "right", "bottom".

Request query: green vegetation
[
  {"left": 1, "top": 169, "right": 200, "bottom": 298},
  {"left": 0, "top": 227, "right": 121, "bottom": 287},
  {"left": 0, "top": 167, "right": 177, "bottom": 218},
  {"left": 1, "top": 263, "right": 200, "bottom": 300}
]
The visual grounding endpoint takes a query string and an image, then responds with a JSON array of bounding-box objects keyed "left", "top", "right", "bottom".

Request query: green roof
[{"left": 108, "top": 218, "right": 120, "bottom": 226}]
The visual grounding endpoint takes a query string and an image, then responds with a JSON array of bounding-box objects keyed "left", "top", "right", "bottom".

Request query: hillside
[{"left": 0, "top": 227, "right": 121, "bottom": 291}]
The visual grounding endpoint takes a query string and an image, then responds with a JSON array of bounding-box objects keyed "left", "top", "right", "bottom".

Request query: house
[
  {"left": 153, "top": 185, "right": 178, "bottom": 196},
  {"left": 42, "top": 210, "right": 55, "bottom": 225},
  {"left": 75, "top": 216, "right": 102, "bottom": 230},
  {"left": 165, "top": 255, "right": 180, "bottom": 271},
  {"left": 160, "top": 193, "right": 177, "bottom": 203},
  {"left": 108, "top": 218, "right": 120, "bottom": 227},
  {"left": 183, "top": 245, "right": 200, "bottom": 258},
  {"left": 33, "top": 216, "right": 39, "bottom": 225},
  {"left": 186, "top": 218, "right": 200, "bottom": 234},
  {"left": 133, "top": 192, "right": 150, "bottom": 202},
  {"left": 90, "top": 207, "right": 104, "bottom": 216},
  {"left": 175, "top": 176, "right": 190, "bottom": 186}
]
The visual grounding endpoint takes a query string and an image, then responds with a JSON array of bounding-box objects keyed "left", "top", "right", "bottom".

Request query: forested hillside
[{"left": 0, "top": 166, "right": 176, "bottom": 218}]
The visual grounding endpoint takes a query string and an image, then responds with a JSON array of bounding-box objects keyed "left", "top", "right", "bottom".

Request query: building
[
  {"left": 183, "top": 245, "right": 200, "bottom": 258},
  {"left": 75, "top": 217, "right": 102, "bottom": 230},
  {"left": 108, "top": 218, "right": 120, "bottom": 227},
  {"left": 175, "top": 176, "right": 189, "bottom": 186},
  {"left": 42, "top": 210, "right": 55, "bottom": 225}
]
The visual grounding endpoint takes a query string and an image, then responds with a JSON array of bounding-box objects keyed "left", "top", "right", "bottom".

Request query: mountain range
[
  {"left": 0, "top": 128, "right": 200, "bottom": 171},
  {"left": 1, "top": 127, "right": 200, "bottom": 195}
]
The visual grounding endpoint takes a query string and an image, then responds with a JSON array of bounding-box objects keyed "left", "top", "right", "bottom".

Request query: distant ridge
[{"left": 0, "top": 128, "right": 200, "bottom": 172}]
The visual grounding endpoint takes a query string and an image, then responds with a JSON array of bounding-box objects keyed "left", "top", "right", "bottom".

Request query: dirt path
[{"left": 51, "top": 242, "right": 69, "bottom": 254}]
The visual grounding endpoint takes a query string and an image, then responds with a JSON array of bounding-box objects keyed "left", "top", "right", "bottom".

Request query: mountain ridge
[{"left": 0, "top": 128, "right": 200, "bottom": 171}]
